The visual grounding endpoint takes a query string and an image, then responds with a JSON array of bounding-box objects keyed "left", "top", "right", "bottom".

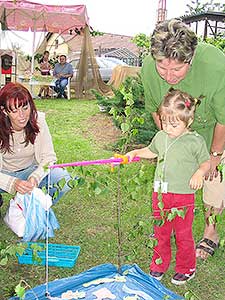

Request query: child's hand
[
  {"left": 189, "top": 170, "right": 204, "bottom": 190},
  {"left": 125, "top": 150, "right": 137, "bottom": 162}
]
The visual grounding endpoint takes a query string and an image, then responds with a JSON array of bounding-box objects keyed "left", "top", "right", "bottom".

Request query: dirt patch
[{"left": 85, "top": 113, "right": 121, "bottom": 149}]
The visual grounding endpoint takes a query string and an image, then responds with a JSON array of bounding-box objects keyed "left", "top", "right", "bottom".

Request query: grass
[{"left": 0, "top": 98, "right": 224, "bottom": 299}]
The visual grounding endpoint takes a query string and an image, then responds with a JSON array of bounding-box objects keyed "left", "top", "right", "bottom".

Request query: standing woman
[
  {"left": 0, "top": 82, "right": 71, "bottom": 206},
  {"left": 141, "top": 19, "right": 225, "bottom": 260},
  {"left": 37, "top": 50, "right": 52, "bottom": 98}
]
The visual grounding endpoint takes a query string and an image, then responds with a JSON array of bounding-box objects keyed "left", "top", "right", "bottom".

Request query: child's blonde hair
[{"left": 158, "top": 88, "right": 199, "bottom": 126}]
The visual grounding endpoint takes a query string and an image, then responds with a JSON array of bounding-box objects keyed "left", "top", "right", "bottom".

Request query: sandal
[{"left": 196, "top": 238, "right": 219, "bottom": 258}]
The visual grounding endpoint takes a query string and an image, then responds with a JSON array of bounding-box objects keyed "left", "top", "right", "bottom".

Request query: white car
[{"left": 70, "top": 56, "right": 127, "bottom": 83}]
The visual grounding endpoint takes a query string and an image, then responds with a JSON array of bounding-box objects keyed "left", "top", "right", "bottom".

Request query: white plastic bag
[
  {"left": 4, "top": 188, "right": 53, "bottom": 238},
  {"left": 4, "top": 196, "right": 26, "bottom": 237}
]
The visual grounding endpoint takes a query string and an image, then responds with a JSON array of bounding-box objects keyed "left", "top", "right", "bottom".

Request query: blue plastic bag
[{"left": 22, "top": 188, "right": 60, "bottom": 242}]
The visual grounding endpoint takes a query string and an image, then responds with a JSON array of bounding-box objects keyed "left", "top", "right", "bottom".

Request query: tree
[
  {"left": 185, "top": 0, "right": 225, "bottom": 15},
  {"left": 131, "top": 33, "right": 151, "bottom": 65}
]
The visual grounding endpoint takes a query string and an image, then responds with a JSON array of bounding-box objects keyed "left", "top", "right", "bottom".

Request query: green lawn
[{"left": 0, "top": 99, "right": 224, "bottom": 299}]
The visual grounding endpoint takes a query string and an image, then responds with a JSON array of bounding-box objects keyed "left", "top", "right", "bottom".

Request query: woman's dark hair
[{"left": 0, "top": 82, "right": 40, "bottom": 153}]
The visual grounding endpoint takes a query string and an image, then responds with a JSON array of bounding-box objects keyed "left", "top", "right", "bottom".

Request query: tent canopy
[
  {"left": 0, "top": 0, "right": 89, "bottom": 74},
  {"left": 0, "top": 0, "right": 89, "bottom": 32}
]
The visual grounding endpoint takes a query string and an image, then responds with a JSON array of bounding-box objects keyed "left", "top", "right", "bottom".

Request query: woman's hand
[
  {"left": 28, "top": 177, "right": 38, "bottom": 188},
  {"left": 14, "top": 179, "right": 35, "bottom": 194},
  {"left": 205, "top": 156, "right": 221, "bottom": 181}
]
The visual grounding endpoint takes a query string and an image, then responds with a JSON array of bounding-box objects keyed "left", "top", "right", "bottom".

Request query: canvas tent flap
[
  {"left": 9, "top": 263, "right": 183, "bottom": 299},
  {"left": 73, "top": 26, "right": 113, "bottom": 99}
]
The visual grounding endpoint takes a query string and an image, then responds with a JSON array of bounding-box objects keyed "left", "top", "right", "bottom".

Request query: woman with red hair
[{"left": 0, "top": 82, "right": 71, "bottom": 207}]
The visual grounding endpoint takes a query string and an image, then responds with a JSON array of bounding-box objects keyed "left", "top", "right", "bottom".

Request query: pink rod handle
[{"left": 49, "top": 156, "right": 140, "bottom": 169}]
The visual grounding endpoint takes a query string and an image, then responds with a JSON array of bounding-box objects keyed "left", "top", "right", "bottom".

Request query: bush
[{"left": 92, "top": 75, "right": 158, "bottom": 151}]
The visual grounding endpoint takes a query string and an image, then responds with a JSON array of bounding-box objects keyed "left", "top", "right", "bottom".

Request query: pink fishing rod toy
[{"left": 49, "top": 154, "right": 140, "bottom": 170}]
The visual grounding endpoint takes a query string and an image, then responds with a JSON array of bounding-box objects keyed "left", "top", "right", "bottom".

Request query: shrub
[{"left": 92, "top": 75, "right": 158, "bottom": 151}]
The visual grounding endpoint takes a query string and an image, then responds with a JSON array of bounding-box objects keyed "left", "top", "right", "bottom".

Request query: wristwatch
[{"left": 210, "top": 151, "right": 223, "bottom": 157}]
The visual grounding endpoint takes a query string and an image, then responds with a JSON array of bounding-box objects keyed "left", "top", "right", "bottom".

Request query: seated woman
[
  {"left": 37, "top": 50, "right": 52, "bottom": 98},
  {"left": 0, "top": 82, "right": 71, "bottom": 207}
]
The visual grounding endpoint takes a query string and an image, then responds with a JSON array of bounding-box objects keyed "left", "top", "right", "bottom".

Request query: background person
[
  {"left": 37, "top": 50, "right": 52, "bottom": 98},
  {"left": 141, "top": 18, "right": 225, "bottom": 260},
  {"left": 126, "top": 89, "right": 210, "bottom": 285},
  {"left": 0, "top": 82, "right": 71, "bottom": 207},
  {"left": 53, "top": 55, "right": 73, "bottom": 99}
]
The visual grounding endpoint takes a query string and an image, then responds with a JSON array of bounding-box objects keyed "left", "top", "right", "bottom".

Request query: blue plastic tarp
[{"left": 9, "top": 263, "right": 184, "bottom": 299}]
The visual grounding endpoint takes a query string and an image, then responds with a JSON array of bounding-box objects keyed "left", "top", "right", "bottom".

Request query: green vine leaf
[
  {"left": 184, "top": 291, "right": 195, "bottom": 300},
  {"left": 67, "top": 179, "right": 75, "bottom": 189},
  {"left": 167, "top": 213, "right": 175, "bottom": 222},
  {"left": 153, "top": 219, "right": 165, "bottom": 227},
  {"left": 177, "top": 209, "right": 186, "bottom": 219},
  {"left": 219, "top": 239, "right": 225, "bottom": 248},
  {"left": 0, "top": 256, "right": 8, "bottom": 266},
  {"left": 208, "top": 215, "right": 215, "bottom": 225},
  {"left": 77, "top": 177, "right": 85, "bottom": 186},
  {"left": 52, "top": 189, "right": 59, "bottom": 200},
  {"left": 15, "top": 284, "right": 25, "bottom": 299},
  {"left": 158, "top": 201, "right": 164, "bottom": 210},
  {"left": 94, "top": 186, "right": 102, "bottom": 195},
  {"left": 160, "top": 210, "right": 165, "bottom": 217},
  {"left": 217, "top": 163, "right": 225, "bottom": 181},
  {"left": 215, "top": 214, "right": 222, "bottom": 223},
  {"left": 121, "top": 122, "right": 130, "bottom": 133},
  {"left": 124, "top": 106, "right": 131, "bottom": 116},
  {"left": 155, "top": 258, "right": 162, "bottom": 265},
  {"left": 57, "top": 178, "right": 66, "bottom": 190}
]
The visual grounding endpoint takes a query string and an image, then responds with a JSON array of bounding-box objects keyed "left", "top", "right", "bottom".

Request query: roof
[
  {"left": 182, "top": 11, "right": 225, "bottom": 23},
  {"left": 61, "top": 32, "right": 139, "bottom": 57},
  {"left": 182, "top": 11, "right": 225, "bottom": 39},
  {"left": 104, "top": 48, "right": 139, "bottom": 59}
]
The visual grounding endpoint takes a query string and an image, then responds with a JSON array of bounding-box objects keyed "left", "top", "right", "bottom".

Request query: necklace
[{"left": 12, "top": 130, "right": 25, "bottom": 153}]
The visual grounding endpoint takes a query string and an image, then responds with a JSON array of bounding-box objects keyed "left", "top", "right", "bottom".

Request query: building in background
[{"left": 36, "top": 32, "right": 140, "bottom": 66}]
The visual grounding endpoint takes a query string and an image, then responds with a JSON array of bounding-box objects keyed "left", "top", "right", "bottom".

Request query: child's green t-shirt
[{"left": 149, "top": 130, "right": 210, "bottom": 194}]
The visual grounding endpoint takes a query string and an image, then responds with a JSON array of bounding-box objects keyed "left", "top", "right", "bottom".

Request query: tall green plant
[
  {"left": 205, "top": 36, "right": 225, "bottom": 52},
  {"left": 109, "top": 84, "right": 145, "bottom": 153},
  {"left": 92, "top": 76, "right": 157, "bottom": 152}
]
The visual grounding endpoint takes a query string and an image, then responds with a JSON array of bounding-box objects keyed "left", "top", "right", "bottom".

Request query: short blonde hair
[
  {"left": 158, "top": 88, "right": 198, "bottom": 125},
  {"left": 151, "top": 19, "right": 197, "bottom": 63}
]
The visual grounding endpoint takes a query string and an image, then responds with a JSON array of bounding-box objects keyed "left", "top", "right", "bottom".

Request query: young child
[{"left": 126, "top": 88, "right": 210, "bottom": 285}]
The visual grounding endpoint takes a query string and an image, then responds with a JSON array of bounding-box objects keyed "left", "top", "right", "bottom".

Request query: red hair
[{"left": 0, "top": 82, "right": 39, "bottom": 153}]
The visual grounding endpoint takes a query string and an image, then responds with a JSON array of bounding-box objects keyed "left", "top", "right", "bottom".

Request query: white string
[
  {"left": 162, "top": 132, "right": 188, "bottom": 182},
  {"left": 45, "top": 169, "right": 51, "bottom": 297}
]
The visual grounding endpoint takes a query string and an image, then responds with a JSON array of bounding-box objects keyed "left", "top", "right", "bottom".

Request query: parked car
[{"left": 69, "top": 56, "right": 127, "bottom": 83}]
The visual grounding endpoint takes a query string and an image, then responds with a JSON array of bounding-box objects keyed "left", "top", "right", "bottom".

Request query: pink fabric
[
  {"left": 0, "top": 0, "right": 89, "bottom": 32},
  {"left": 150, "top": 192, "right": 196, "bottom": 274}
]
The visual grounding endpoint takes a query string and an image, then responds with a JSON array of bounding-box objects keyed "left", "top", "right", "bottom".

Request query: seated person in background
[
  {"left": 53, "top": 55, "right": 73, "bottom": 99},
  {"left": 0, "top": 82, "right": 71, "bottom": 208},
  {"left": 37, "top": 50, "right": 52, "bottom": 98}
]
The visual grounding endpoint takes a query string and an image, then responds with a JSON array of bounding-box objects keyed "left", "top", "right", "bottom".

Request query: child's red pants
[{"left": 150, "top": 192, "right": 196, "bottom": 274}]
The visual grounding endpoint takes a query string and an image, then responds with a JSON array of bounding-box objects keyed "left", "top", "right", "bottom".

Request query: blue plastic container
[{"left": 17, "top": 242, "right": 80, "bottom": 268}]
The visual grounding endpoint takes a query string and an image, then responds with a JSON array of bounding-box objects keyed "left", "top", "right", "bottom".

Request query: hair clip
[{"left": 184, "top": 100, "right": 191, "bottom": 108}]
